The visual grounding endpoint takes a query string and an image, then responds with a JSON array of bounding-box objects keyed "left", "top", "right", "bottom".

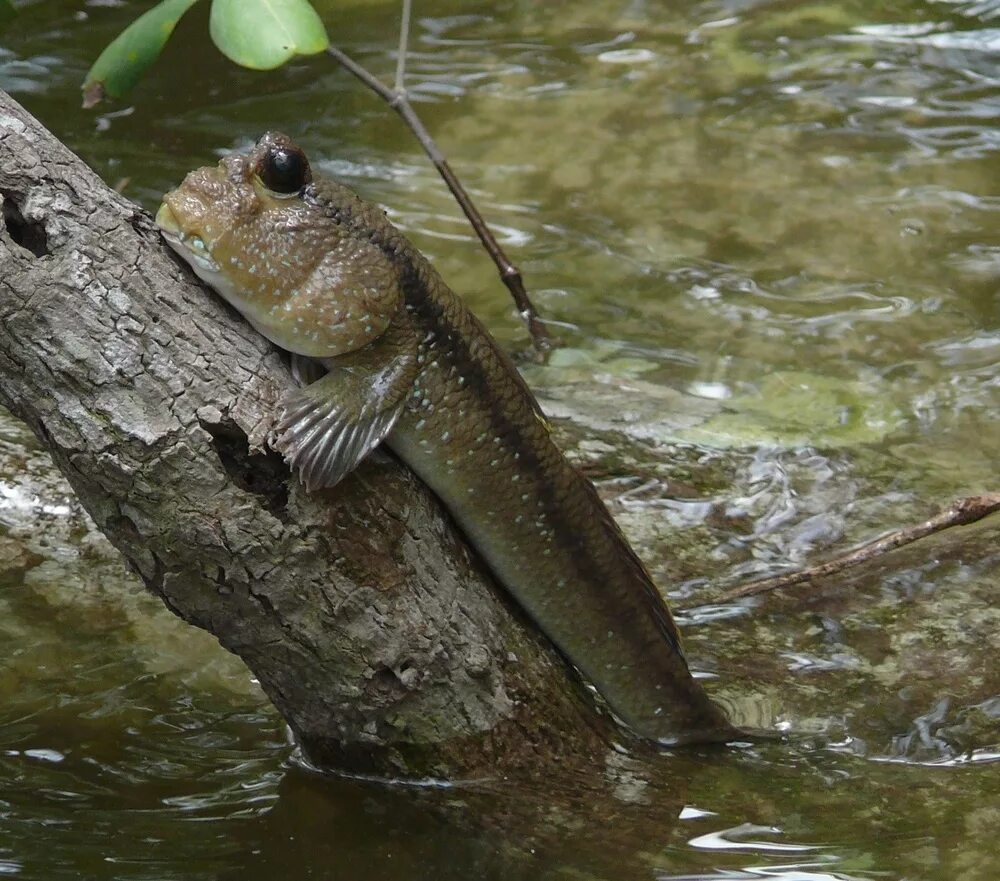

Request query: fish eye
[{"left": 258, "top": 145, "right": 310, "bottom": 196}]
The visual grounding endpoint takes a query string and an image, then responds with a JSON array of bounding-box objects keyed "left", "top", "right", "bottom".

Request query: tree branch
[
  {"left": 326, "top": 23, "right": 553, "bottom": 356},
  {"left": 684, "top": 492, "right": 1000, "bottom": 607},
  {"left": 0, "top": 89, "right": 606, "bottom": 779}
]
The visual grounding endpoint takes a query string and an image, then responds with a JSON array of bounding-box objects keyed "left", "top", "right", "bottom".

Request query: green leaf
[
  {"left": 209, "top": 0, "right": 329, "bottom": 70},
  {"left": 82, "top": 0, "right": 203, "bottom": 107}
]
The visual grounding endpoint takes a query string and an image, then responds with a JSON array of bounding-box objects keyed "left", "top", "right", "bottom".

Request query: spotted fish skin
[{"left": 157, "top": 133, "right": 737, "bottom": 746}]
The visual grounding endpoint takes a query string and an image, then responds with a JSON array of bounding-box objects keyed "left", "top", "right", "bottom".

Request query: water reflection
[{"left": 688, "top": 823, "right": 819, "bottom": 853}]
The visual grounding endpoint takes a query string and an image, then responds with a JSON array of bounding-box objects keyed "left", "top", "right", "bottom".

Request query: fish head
[{"left": 156, "top": 132, "right": 401, "bottom": 357}]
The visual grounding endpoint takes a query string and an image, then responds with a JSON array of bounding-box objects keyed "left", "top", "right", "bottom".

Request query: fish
[{"left": 155, "top": 131, "right": 739, "bottom": 746}]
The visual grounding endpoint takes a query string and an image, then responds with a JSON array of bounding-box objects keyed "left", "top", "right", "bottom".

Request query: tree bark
[{"left": 0, "top": 90, "right": 611, "bottom": 779}]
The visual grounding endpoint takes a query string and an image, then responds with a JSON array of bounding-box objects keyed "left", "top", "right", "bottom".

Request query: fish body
[{"left": 156, "top": 132, "right": 737, "bottom": 745}]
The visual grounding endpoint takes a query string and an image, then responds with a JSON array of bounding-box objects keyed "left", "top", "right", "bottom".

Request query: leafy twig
[
  {"left": 682, "top": 492, "right": 1000, "bottom": 608},
  {"left": 326, "top": 8, "right": 552, "bottom": 354}
]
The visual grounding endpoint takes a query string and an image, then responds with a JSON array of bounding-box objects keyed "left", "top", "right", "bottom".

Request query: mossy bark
[{"left": 0, "top": 89, "right": 612, "bottom": 778}]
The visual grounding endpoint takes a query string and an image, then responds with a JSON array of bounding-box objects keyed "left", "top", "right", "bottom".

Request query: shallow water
[{"left": 1, "top": 0, "right": 998, "bottom": 878}]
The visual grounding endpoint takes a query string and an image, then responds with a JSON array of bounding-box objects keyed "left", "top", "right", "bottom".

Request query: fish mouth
[
  {"left": 154, "top": 201, "right": 180, "bottom": 235},
  {"left": 155, "top": 201, "right": 220, "bottom": 273}
]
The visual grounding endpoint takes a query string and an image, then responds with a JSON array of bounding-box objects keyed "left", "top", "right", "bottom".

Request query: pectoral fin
[{"left": 273, "top": 320, "right": 419, "bottom": 492}]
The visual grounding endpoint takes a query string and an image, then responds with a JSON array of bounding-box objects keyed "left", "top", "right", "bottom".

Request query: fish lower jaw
[
  {"left": 156, "top": 203, "right": 221, "bottom": 274},
  {"left": 160, "top": 231, "right": 221, "bottom": 275}
]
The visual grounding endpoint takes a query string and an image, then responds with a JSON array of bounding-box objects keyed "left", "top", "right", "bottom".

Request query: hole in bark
[
  {"left": 213, "top": 566, "right": 234, "bottom": 595},
  {"left": 199, "top": 416, "right": 290, "bottom": 517},
  {"left": 372, "top": 665, "right": 402, "bottom": 693},
  {"left": 1, "top": 194, "right": 49, "bottom": 257}
]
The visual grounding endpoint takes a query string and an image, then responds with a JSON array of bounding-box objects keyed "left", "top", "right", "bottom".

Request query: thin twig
[
  {"left": 683, "top": 492, "right": 1000, "bottom": 608},
  {"left": 326, "top": 21, "right": 553, "bottom": 355},
  {"left": 394, "top": 0, "right": 412, "bottom": 94}
]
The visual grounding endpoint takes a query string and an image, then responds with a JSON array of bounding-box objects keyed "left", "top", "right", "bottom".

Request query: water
[{"left": 1, "top": 0, "right": 998, "bottom": 878}]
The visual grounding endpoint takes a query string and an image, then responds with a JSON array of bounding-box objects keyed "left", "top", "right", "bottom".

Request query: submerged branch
[
  {"left": 688, "top": 492, "right": 1000, "bottom": 607},
  {"left": 326, "top": 14, "right": 552, "bottom": 356}
]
